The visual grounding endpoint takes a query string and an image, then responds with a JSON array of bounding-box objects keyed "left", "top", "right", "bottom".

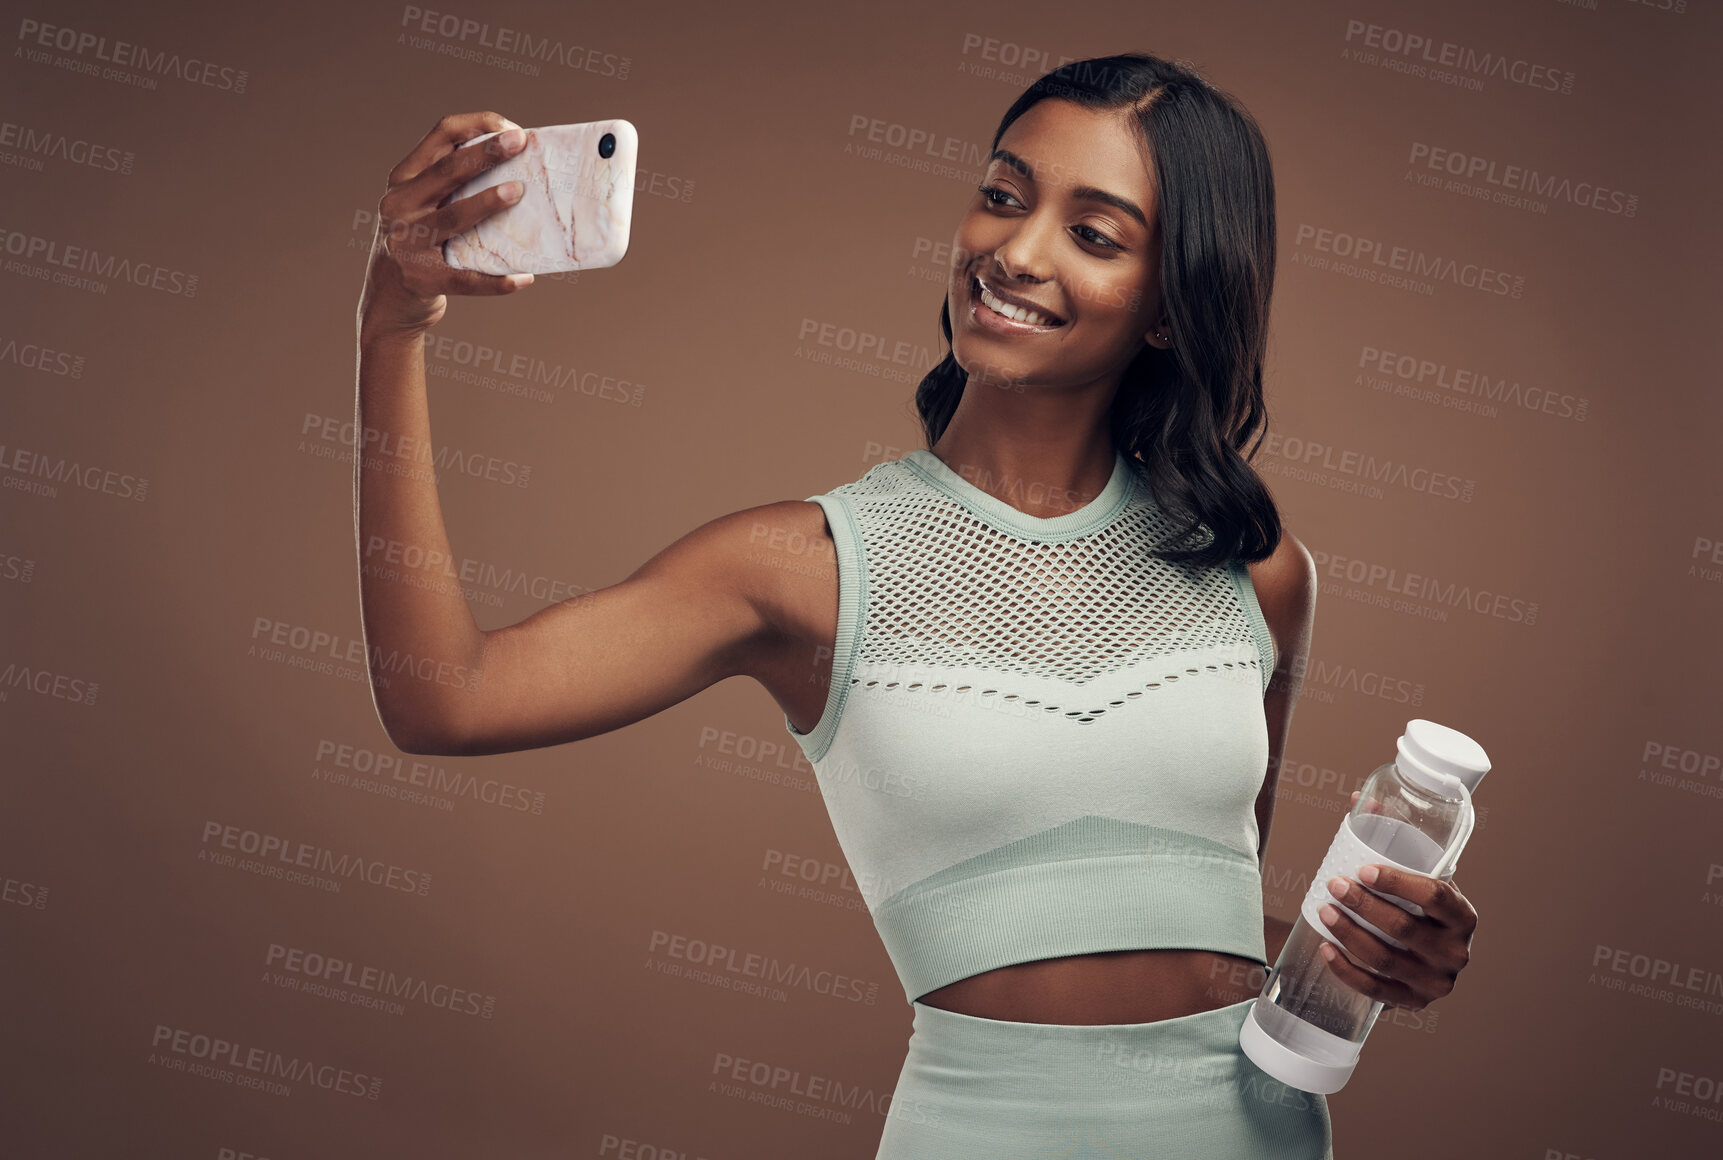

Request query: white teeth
[{"left": 976, "top": 279, "right": 1059, "bottom": 327}]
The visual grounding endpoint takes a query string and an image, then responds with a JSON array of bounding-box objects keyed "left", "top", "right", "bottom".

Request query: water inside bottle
[{"left": 1259, "top": 916, "right": 1385, "bottom": 1052}]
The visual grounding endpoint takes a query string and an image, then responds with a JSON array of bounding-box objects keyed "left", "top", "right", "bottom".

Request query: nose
[{"left": 989, "top": 209, "right": 1061, "bottom": 286}]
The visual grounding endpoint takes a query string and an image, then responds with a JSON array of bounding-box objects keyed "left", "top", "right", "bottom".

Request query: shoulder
[
  {"left": 653, "top": 498, "right": 835, "bottom": 638},
  {"left": 691, "top": 454, "right": 905, "bottom": 629},
  {"left": 1246, "top": 527, "right": 1315, "bottom": 599},
  {"left": 1246, "top": 529, "right": 1317, "bottom": 664},
  {"left": 655, "top": 498, "right": 833, "bottom": 586}
]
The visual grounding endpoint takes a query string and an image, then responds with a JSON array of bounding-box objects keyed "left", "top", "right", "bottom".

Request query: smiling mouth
[{"left": 972, "top": 275, "right": 1066, "bottom": 328}]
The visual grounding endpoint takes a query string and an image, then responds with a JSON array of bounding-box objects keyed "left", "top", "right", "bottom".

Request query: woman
[{"left": 355, "top": 52, "right": 1477, "bottom": 1159}]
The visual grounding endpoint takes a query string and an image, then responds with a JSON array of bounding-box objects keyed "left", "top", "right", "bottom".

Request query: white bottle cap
[
  {"left": 1238, "top": 1001, "right": 1359, "bottom": 1094},
  {"left": 1396, "top": 718, "right": 1491, "bottom": 797}
]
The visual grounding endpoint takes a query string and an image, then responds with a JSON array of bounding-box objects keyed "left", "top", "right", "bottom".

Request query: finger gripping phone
[{"left": 441, "top": 119, "right": 638, "bottom": 275}]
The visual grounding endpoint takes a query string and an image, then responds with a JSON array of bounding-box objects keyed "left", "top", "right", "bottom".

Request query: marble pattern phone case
[{"left": 441, "top": 120, "right": 637, "bottom": 276}]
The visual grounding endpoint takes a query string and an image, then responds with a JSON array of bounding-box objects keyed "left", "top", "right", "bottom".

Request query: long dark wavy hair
[{"left": 915, "top": 52, "right": 1281, "bottom": 569}]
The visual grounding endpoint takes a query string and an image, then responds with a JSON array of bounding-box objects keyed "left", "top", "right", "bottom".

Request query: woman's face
[{"left": 947, "top": 98, "right": 1166, "bottom": 394}]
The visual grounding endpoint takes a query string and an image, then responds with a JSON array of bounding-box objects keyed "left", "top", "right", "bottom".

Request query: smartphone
[{"left": 441, "top": 119, "right": 638, "bottom": 276}]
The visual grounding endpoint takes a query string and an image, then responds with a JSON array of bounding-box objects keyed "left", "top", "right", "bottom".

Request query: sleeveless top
[{"left": 783, "top": 447, "right": 1278, "bottom": 1005}]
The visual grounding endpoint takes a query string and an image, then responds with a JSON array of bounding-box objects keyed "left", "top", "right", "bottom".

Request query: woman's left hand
[{"left": 1315, "top": 793, "right": 1479, "bottom": 1010}]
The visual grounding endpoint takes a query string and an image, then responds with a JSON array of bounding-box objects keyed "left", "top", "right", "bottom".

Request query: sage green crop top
[{"left": 784, "top": 447, "right": 1277, "bottom": 1004}]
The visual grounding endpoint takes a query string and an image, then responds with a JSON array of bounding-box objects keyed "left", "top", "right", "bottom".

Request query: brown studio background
[{"left": 4, "top": 0, "right": 1721, "bottom": 1156}]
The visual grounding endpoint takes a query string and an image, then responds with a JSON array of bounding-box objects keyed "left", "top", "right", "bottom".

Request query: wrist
[
  {"left": 358, "top": 316, "right": 430, "bottom": 353},
  {"left": 357, "top": 278, "right": 443, "bottom": 350}
]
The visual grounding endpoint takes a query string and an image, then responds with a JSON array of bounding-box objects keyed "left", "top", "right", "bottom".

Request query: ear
[{"left": 1143, "top": 322, "right": 1173, "bottom": 350}]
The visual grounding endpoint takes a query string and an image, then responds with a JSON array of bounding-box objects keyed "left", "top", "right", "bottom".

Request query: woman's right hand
[{"left": 358, "top": 111, "right": 534, "bottom": 344}]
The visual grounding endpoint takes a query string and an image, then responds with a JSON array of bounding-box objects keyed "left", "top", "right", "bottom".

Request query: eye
[
  {"left": 978, "top": 185, "right": 1122, "bottom": 252},
  {"left": 1075, "top": 224, "right": 1121, "bottom": 251}
]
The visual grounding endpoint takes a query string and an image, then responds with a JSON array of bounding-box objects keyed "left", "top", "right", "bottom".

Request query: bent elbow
[{"left": 375, "top": 705, "right": 454, "bottom": 757}]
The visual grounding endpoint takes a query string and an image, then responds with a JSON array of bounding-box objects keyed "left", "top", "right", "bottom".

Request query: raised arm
[
  {"left": 354, "top": 111, "right": 818, "bottom": 757},
  {"left": 407, "top": 501, "right": 808, "bottom": 756}
]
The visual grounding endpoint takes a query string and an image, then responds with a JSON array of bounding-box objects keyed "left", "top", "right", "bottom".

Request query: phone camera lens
[{"left": 598, "top": 133, "right": 616, "bottom": 159}]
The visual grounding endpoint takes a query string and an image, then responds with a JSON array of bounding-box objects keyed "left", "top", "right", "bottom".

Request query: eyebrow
[{"left": 989, "top": 148, "right": 1149, "bottom": 230}]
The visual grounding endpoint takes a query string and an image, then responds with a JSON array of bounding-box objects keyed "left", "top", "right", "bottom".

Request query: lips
[{"left": 973, "top": 275, "right": 1066, "bottom": 327}]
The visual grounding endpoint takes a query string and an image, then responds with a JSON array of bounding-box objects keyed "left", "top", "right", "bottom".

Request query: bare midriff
[{"left": 914, "top": 947, "right": 1266, "bottom": 1025}]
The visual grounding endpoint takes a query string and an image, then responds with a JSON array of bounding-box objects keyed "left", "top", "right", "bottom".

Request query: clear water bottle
[{"left": 1238, "top": 718, "right": 1491, "bottom": 1093}]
